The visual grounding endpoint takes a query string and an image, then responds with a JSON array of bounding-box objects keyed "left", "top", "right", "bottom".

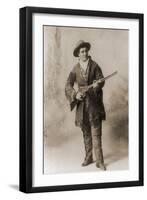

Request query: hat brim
[{"left": 73, "top": 42, "right": 91, "bottom": 57}]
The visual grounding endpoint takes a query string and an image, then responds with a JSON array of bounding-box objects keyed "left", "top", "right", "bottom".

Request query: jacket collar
[
  {"left": 87, "top": 56, "right": 93, "bottom": 84},
  {"left": 77, "top": 56, "right": 93, "bottom": 84}
]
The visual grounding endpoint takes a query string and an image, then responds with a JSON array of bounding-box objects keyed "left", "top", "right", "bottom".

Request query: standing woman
[{"left": 65, "top": 40, "right": 106, "bottom": 170}]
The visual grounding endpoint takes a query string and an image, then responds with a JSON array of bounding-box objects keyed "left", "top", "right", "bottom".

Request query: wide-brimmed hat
[{"left": 73, "top": 40, "right": 91, "bottom": 57}]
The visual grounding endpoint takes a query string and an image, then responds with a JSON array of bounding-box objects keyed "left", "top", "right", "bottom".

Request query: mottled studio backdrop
[{"left": 43, "top": 26, "right": 128, "bottom": 174}]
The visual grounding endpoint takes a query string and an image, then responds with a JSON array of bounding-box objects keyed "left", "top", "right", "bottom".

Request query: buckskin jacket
[{"left": 65, "top": 57, "right": 106, "bottom": 128}]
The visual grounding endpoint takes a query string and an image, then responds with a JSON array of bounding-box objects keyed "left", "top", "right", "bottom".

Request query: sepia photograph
[{"left": 43, "top": 25, "right": 128, "bottom": 174}]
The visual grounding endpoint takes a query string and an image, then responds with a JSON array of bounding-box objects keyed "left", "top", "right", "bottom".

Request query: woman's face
[{"left": 78, "top": 47, "right": 89, "bottom": 62}]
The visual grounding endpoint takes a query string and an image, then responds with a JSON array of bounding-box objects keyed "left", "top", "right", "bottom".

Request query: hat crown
[
  {"left": 75, "top": 40, "right": 86, "bottom": 47},
  {"left": 73, "top": 40, "right": 91, "bottom": 57}
]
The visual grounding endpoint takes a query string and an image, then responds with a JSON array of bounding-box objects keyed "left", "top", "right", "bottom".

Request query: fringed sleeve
[{"left": 65, "top": 70, "right": 77, "bottom": 110}]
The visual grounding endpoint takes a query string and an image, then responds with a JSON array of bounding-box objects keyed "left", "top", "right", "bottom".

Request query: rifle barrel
[
  {"left": 101, "top": 71, "right": 117, "bottom": 81},
  {"left": 87, "top": 71, "right": 117, "bottom": 90}
]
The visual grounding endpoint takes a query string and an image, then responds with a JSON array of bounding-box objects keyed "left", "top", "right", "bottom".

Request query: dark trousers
[{"left": 81, "top": 111, "right": 104, "bottom": 165}]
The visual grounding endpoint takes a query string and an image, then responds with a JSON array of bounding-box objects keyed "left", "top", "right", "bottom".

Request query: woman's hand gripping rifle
[{"left": 70, "top": 71, "right": 117, "bottom": 111}]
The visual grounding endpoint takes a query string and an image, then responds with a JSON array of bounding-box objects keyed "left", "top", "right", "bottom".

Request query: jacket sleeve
[
  {"left": 93, "top": 65, "right": 105, "bottom": 93},
  {"left": 65, "top": 69, "right": 77, "bottom": 104}
]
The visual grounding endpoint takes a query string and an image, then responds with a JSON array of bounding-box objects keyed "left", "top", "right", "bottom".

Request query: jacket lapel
[{"left": 87, "top": 58, "right": 93, "bottom": 84}]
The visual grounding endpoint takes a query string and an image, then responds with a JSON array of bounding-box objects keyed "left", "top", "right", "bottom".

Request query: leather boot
[
  {"left": 91, "top": 125, "right": 106, "bottom": 171},
  {"left": 96, "top": 162, "right": 106, "bottom": 170},
  {"left": 82, "top": 156, "right": 93, "bottom": 167},
  {"left": 82, "top": 125, "right": 93, "bottom": 167}
]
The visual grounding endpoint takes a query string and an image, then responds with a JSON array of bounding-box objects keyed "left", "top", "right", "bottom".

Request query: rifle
[{"left": 70, "top": 71, "right": 117, "bottom": 111}]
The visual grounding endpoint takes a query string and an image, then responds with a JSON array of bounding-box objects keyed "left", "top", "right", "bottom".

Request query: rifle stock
[{"left": 70, "top": 100, "right": 78, "bottom": 111}]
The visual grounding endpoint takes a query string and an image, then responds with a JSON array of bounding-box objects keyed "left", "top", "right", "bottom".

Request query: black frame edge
[
  {"left": 24, "top": 180, "right": 143, "bottom": 193},
  {"left": 21, "top": 6, "right": 143, "bottom": 19},
  {"left": 139, "top": 14, "right": 144, "bottom": 186},
  {"left": 19, "top": 7, "right": 27, "bottom": 192},
  {"left": 19, "top": 7, "right": 33, "bottom": 193}
]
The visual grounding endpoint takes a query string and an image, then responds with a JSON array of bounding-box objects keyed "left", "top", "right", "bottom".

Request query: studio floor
[{"left": 44, "top": 122, "right": 128, "bottom": 174}]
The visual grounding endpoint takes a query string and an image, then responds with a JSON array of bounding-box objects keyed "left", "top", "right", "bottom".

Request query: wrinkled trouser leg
[
  {"left": 91, "top": 122, "right": 104, "bottom": 165},
  {"left": 81, "top": 124, "right": 93, "bottom": 162}
]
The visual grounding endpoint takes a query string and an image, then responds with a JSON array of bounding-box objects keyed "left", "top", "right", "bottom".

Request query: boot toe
[
  {"left": 96, "top": 163, "right": 106, "bottom": 171},
  {"left": 81, "top": 158, "right": 93, "bottom": 167}
]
